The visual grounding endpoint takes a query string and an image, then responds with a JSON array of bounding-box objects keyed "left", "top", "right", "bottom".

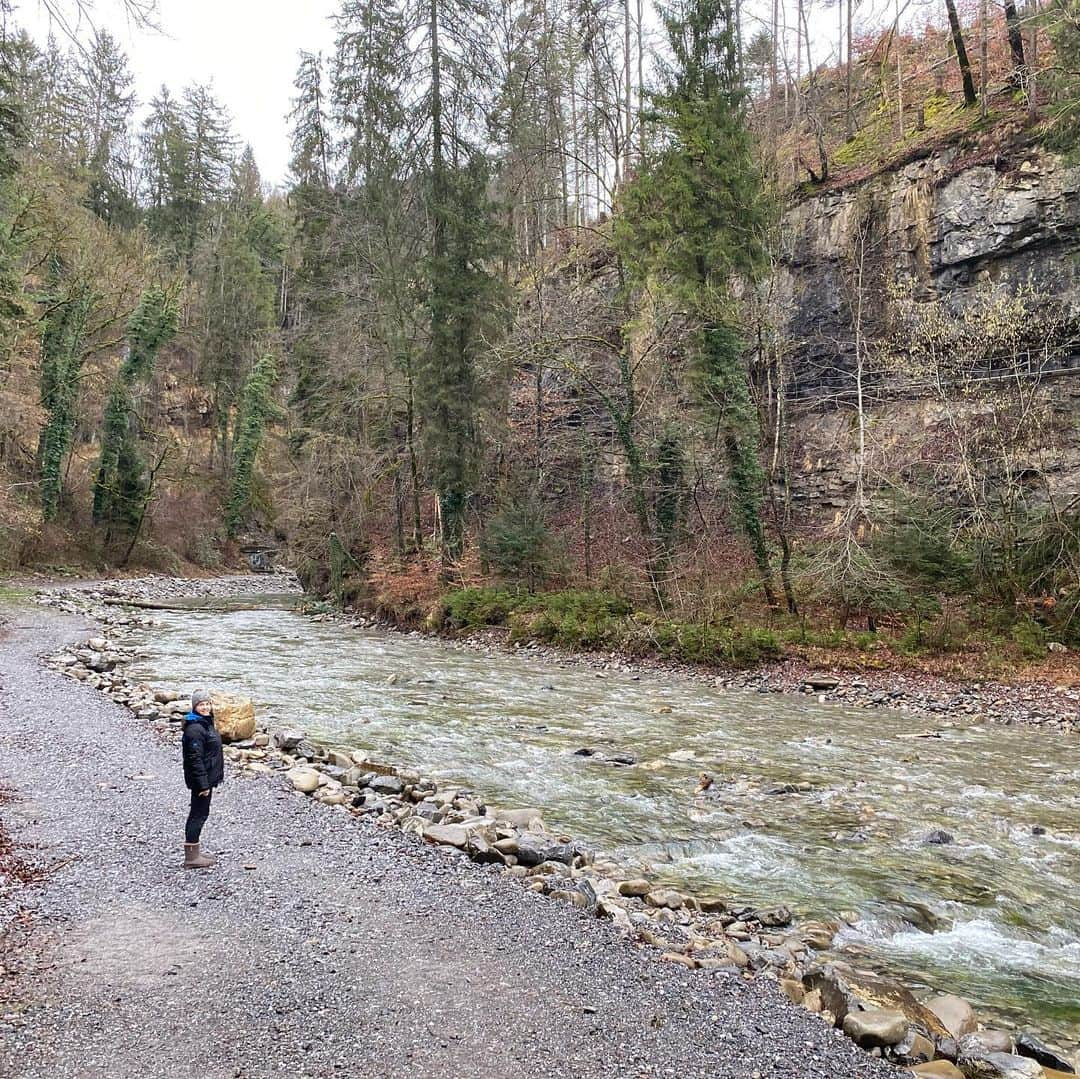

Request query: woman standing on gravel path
[{"left": 181, "top": 690, "right": 225, "bottom": 869}]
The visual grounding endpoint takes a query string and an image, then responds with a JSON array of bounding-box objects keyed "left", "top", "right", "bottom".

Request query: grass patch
[{"left": 433, "top": 587, "right": 780, "bottom": 667}]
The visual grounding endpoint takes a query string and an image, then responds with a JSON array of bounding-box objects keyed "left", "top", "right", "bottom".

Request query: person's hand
[{"left": 199, "top": 789, "right": 210, "bottom": 797}]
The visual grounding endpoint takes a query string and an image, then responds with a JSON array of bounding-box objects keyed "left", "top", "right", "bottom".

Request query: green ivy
[
  {"left": 39, "top": 275, "right": 93, "bottom": 522},
  {"left": 226, "top": 353, "right": 281, "bottom": 537},
  {"left": 92, "top": 288, "right": 178, "bottom": 533}
]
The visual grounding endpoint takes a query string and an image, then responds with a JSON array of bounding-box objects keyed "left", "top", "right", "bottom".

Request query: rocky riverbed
[{"left": 23, "top": 574, "right": 1080, "bottom": 1079}]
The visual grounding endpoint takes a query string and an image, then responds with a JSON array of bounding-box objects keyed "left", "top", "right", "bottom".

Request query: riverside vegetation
[
  {"left": 31, "top": 575, "right": 1080, "bottom": 1077},
  {"left": 0, "top": 1, "right": 1078, "bottom": 674}
]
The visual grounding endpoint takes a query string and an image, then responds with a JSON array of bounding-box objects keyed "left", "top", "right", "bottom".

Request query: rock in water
[
  {"left": 493, "top": 807, "right": 544, "bottom": 829},
  {"left": 213, "top": 694, "right": 256, "bottom": 742},
  {"left": 926, "top": 994, "right": 978, "bottom": 1039},
  {"left": 841, "top": 1009, "right": 909, "bottom": 1049},
  {"left": 957, "top": 1052, "right": 1045, "bottom": 1079},
  {"left": 1015, "top": 1035, "right": 1075, "bottom": 1074},
  {"left": 912, "top": 1065, "right": 966, "bottom": 1078}
]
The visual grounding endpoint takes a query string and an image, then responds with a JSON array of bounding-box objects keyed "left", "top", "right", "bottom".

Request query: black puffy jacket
[{"left": 181, "top": 713, "right": 225, "bottom": 791}]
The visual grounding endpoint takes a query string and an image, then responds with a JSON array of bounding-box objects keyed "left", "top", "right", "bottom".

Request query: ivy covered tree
[
  {"left": 226, "top": 352, "right": 282, "bottom": 537},
  {"left": 92, "top": 287, "right": 178, "bottom": 537},
  {"left": 37, "top": 262, "right": 93, "bottom": 522},
  {"left": 616, "top": 0, "right": 777, "bottom": 606}
]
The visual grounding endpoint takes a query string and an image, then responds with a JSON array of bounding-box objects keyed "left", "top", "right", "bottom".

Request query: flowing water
[{"left": 126, "top": 603, "right": 1080, "bottom": 1048}]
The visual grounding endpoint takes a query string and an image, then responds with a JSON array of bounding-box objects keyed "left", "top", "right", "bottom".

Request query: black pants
[{"left": 185, "top": 789, "right": 212, "bottom": 844}]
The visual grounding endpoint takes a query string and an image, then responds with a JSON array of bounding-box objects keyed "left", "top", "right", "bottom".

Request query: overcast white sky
[
  {"left": 14, "top": 0, "right": 902, "bottom": 188},
  {"left": 17, "top": 0, "right": 340, "bottom": 186}
]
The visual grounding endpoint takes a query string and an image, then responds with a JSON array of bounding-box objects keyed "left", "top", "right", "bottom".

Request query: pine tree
[
  {"left": 418, "top": 0, "right": 507, "bottom": 568},
  {"left": 74, "top": 30, "right": 137, "bottom": 226},
  {"left": 141, "top": 87, "right": 195, "bottom": 257},
  {"left": 616, "top": 0, "right": 778, "bottom": 606},
  {"left": 332, "top": 0, "right": 408, "bottom": 184},
  {"left": 287, "top": 51, "right": 339, "bottom": 432}
]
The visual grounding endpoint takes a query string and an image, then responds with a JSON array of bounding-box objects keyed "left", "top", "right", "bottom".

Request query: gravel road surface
[{"left": 0, "top": 601, "right": 896, "bottom": 1079}]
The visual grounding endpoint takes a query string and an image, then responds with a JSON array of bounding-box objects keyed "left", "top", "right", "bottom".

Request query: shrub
[
  {"left": 480, "top": 495, "right": 561, "bottom": 589},
  {"left": 438, "top": 586, "right": 523, "bottom": 629},
  {"left": 1010, "top": 618, "right": 1048, "bottom": 659}
]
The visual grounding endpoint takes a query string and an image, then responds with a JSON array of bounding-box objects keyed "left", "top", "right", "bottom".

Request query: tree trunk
[
  {"left": 945, "top": 0, "right": 978, "bottom": 106},
  {"left": 1003, "top": 0, "right": 1027, "bottom": 81}
]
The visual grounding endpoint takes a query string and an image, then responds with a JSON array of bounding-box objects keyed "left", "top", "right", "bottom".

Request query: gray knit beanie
[{"left": 191, "top": 688, "right": 212, "bottom": 709}]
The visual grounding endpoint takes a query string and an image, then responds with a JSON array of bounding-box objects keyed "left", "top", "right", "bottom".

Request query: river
[{"left": 126, "top": 602, "right": 1080, "bottom": 1049}]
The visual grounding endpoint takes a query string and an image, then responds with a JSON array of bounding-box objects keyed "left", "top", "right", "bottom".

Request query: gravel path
[{"left": 0, "top": 601, "right": 897, "bottom": 1079}]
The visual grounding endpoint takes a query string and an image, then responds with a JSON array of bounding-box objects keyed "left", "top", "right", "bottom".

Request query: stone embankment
[{"left": 33, "top": 576, "right": 1079, "bottom": 1079}]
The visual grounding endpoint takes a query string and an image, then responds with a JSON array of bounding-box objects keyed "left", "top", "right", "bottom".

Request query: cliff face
[{"left": 773, "top": 147, "right": 1080, "bottom": 513}]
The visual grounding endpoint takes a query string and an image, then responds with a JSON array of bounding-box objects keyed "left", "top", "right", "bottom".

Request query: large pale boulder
[
  {"left": 212, "top": 694, "right": 256, "bottom": 741},
  {"left": 927, "top": 995, "right": 979, "bottom": 1039}
]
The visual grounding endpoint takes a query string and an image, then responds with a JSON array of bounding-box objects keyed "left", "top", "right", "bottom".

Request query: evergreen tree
[
  {"left": 616, "top": 0, "right": 777, "bottom": 606},
  {"left": 421, "top": 151, "right": 505, "bottom": 564},
  {"left": 287, "top": 51, "right": 339, "bottom": 431},
  {"left": 74, "top": 30, "right": 138, "bottom": 226},
  {"left": 1048, "top": 0, "right": 1080, "bottom": 153},
  {"left": 141, "top": 87, "right": 195, "bottom": 257},
  {"left": 332, "top": 0, "right": 408, "bottom": 184},
  {"left": 419, "top": 0, "right": 507, "bottom": 568},
  {"left": 196, "top": 206, "right": 281, "bottom": 467}
]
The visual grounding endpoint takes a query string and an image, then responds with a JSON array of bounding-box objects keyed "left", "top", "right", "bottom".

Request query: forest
[{"left": 0, "top": 0, "right": 1078, "bottom": 671}]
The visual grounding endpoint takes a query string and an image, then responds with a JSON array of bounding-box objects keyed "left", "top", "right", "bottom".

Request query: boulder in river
[
  {"left": 645, "top": 888, "right": 685, "bottom": 910},
  {"left": 912, "top": 1065, "right": 966, "bottom": 1078},
  {"left": 617, "top": 879, "right": 652, "bottom": 898},
  {"left": 369, "top": 775, "right": 405, "bottom": 796},
  {"left": 755, "top": 905, "right": 793, "bottom": 928},
  {"left": 921, "top": 829, "right": 956, "bottom": 846},
  {"left": 515, "top": 833, "right": 578, "bottom": 867},
  {"left": 494, "top": 807, "right": 544, "bottom": 829},
  {"left": 213, "top": 694, "right": 256, "bottom": 742},
  {"left": 926, "top": 995, "right": 978, "bottom": 1039}
]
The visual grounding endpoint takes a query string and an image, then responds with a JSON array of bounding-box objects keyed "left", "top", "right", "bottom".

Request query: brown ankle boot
[{"left": 183, "top": 842, "right": 215, "bottom": 869}]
